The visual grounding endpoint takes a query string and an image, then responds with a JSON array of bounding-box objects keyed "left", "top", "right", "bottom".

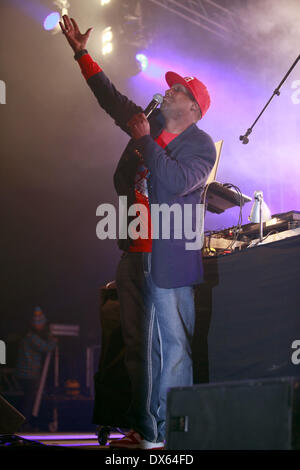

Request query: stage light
[
  {"left": 102, "top": 26, "right": 113, "bottom": 55},
  {"left": 99, "top": 2, "right": 149, "bottom": 76},
  {"left": 102, "top": 43, "right": 113, "bottom": 55},
  {"left": 103, "top": 29, "right": 113, "bottom": 43},
  {"left": 136, "top": 53, "right": 148, "bottom": 71},
  {"left": 101, "top": 0, "right": 111, "bottom": 5},
  {"left": 43, "top": 12, "right": 60, "bottom": 31}
]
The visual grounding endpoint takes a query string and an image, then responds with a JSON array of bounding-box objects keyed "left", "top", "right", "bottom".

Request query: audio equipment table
[{"left": 194, "top": 233, "right": 300, "bottom": 383}]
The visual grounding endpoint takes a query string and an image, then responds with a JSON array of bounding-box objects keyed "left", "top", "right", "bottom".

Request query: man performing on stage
[{"left": 60, "top": 14, "right": 216, "bottom": 450}]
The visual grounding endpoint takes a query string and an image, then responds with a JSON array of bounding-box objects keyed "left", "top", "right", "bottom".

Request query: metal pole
[
  {"left": 240, "top": 53, "right": 300, "bottom": 144},
  {"left": 54, "top": 345, "right": 59, "bottom": 388},
  {"left": 259, "top": 198, "right": 263, "bottom": 242},
  {"left": 32, "top": 351, "right": 52, "bottom": 417}
]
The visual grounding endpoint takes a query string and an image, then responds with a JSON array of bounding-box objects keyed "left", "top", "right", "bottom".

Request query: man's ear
[{"left": 191, "top": 102, "right": 202, "bottom": 121}]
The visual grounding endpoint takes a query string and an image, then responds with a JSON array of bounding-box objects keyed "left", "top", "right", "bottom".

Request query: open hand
[
  {"left": 59, "top": 15, "right": 93, "bottom": 54},
  {"left": 127, "top": 113, "right": 150, "bottom": 140}
]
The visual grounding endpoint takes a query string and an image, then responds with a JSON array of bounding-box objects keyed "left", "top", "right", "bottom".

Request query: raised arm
[{"left": 60, "top": 15, "right": 142, "bottom": 134}]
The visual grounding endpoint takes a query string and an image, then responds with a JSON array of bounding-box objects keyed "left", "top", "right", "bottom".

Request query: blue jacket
[{"left": 86, "top": 70, "right": 216, "bottom": 288}]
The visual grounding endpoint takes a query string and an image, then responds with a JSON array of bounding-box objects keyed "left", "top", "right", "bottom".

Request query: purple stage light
[
  {"left": 57, "top": 443, "right": 101, "bottom": 447},
  {"left": 136, "top": 54, "right": 149, "bottom": 71},
  {"left": 43, "top": 12, "right": 60, "bottom": 31},
  {"left": 19, "top": 432, "right": 123, "bottom": 440}
]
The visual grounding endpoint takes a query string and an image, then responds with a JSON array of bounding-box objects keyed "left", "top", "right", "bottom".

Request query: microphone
[
  {"left": 133, "top": 93, "right": 163, "bottom": 160},
  {"left": 239, "top": 127, "right": 252, "bottom": 144},
  {"left": 144, "top": 93, "right": 163, "bottom": 118}
]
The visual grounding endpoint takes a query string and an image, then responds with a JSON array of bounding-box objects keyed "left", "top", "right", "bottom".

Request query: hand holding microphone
[
  {"left": 128, "top": 113, "right": 150, "bottom": 140},
  {"left": 127, "top": 94, "right": 163, "bottom": 140}
]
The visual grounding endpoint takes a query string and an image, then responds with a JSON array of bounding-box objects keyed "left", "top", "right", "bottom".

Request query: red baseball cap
[{"left": 165, "top": 71, "right": 211, "bottom": 118}]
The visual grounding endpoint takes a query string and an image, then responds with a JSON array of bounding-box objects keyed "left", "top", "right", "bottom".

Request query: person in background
[{"left": 15, "top": 307, "right": 56, "bottom": 430}]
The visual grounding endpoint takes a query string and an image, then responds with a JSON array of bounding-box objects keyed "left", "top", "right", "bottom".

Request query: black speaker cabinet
[
  {"left": 0, "top": 394, "right": 25, "bottom": 434},
  {"left": 166, "top": 376, "right": 300, "bottom": 450}
]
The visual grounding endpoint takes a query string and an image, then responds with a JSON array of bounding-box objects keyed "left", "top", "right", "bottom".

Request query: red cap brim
[{"left": 165, "top": 71, "right": 194, "bottom": 97}]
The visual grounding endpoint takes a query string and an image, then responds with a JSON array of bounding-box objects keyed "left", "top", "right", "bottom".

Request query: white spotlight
[
  {"left": 102, "top": 26, "right": 113, "bottom": 55},
  {"left": 102, "top": 43, "right": 113, "bottom": 55},
  {"left": 102, "top": 27, "right": 113, "bottom": 43}
]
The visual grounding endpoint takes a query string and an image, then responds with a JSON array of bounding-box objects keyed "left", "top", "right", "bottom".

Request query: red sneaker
[{"left": 109, "top": 430, "right": 165, "bottom": 450}]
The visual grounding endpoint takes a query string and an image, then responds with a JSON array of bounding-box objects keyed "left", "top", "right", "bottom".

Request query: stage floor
[{"left": 18, "top": 432, "right": 124, "bottom": 449}]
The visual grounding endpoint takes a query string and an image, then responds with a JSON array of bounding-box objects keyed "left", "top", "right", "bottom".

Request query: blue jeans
[{"left": 116, "top": 251, "right": 195, "bottom": 442}]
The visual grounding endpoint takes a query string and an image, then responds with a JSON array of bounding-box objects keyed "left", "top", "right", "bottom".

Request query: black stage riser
[{"left": 166, "top": 376, "right": 300, "bottom": 450}]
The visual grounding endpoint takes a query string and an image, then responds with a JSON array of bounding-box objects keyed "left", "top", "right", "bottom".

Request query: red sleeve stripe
[{"left": 77, "top": 54, "right": 102, "bottom": 80}]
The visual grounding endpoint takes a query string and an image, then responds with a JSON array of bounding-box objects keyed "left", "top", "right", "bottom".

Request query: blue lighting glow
[
  {"left": 136, "top": 54, "right": 149, "bottom": 71},
  {"left": 43, "top": 12, "right": 60, "bottom": 31}
]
